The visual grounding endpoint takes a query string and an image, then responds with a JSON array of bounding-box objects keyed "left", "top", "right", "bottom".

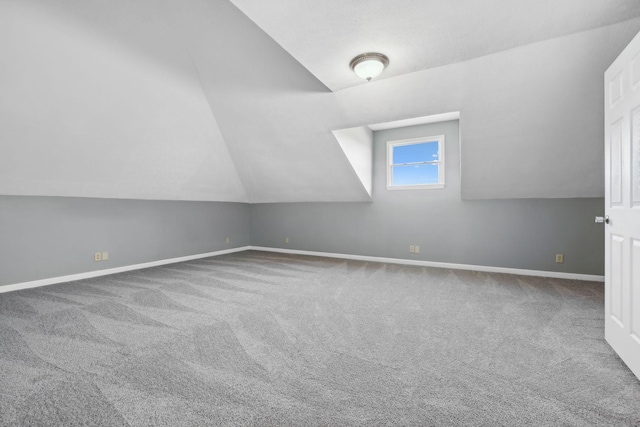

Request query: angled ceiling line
[
  {"left": 229, "top": 0, "right": 640, "bottom": 91},
  {"left": 184, "top": 49, "right": 252, "bottom": 203}
]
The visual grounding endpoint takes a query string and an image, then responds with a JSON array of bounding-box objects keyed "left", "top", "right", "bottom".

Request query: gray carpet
[{"left": 1, "top": 250, "right": 639, "bottom": 426}]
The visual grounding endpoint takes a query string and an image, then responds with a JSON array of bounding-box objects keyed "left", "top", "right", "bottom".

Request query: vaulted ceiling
[
  {"left": 231, "top": 0, "right": 640, "bottom": 91},
  {"left": 1, "top": 0, "right": 640, "bottom": 203}
]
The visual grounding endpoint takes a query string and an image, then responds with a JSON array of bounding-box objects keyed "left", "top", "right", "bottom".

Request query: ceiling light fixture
[{"left": 349, "top": 52, "right": 389, "bottom": 82}]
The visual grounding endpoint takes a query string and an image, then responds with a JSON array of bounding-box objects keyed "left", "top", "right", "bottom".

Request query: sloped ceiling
[
  {"left": 0, "top": 0, "right": 248, "bottom": 202},
  {"left": 2, "top": 0, "right": 640, "bottom": 203},
  {"left": 230, "top": 0, "right": 640, "bottom": 91}
]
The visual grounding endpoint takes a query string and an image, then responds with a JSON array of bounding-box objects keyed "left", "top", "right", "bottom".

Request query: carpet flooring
[{"left": 0, "top": 250, "right": 639, "bottom": 426}]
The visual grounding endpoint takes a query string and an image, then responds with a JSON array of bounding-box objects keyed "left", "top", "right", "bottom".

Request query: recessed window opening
[{"left": 387, "top": 135, "right": 445, "bottom": 190}]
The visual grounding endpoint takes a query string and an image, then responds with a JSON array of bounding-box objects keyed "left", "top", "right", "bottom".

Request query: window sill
[{"left": 387, "top": 184, "right": 445, "bottom": 191}]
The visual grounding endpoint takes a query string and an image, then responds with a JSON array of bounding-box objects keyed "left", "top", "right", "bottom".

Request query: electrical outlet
[
  {"left": 285, "top": 237, "right": 289, "bottom": 244},
  {"left": 225, "top": 237, "right": 230, "bottom": 244},
  {"left": 414, "top": 245, "right": 420, "bottom": 254},
  {"left": 410, "top": 245, "right": 415, "bottom": 253},
  {"left": 555, "top": 253, "right": 564, "bottom": 264},
  {"left": 94, "top": 252, "right": 102, "bottom": 262},
  {"left": 101, "top": 251, "right": 109, "bottom": 261}
]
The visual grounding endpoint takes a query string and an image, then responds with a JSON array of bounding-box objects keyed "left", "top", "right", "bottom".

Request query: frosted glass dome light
[{"left": 350, "top": 53, "right": 389, "bottom": 82}]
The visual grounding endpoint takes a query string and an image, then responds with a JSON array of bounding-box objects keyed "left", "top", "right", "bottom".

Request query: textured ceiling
[{"left": 230, "top": 0, "right": 640, "bottom": 91}]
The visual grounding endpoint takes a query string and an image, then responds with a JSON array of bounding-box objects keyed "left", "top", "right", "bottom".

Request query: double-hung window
[{"left": 387, "top": 135, "right": 445, "bottom": 190}]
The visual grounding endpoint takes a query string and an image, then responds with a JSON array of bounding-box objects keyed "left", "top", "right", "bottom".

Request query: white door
[{"left": 604, "top": 29, "right": 640, "bottom": 381}]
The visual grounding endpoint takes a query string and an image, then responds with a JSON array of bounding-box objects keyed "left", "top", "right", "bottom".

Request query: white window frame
[{"left": 386, "top": 135, "right": 445, "bottom": 190}]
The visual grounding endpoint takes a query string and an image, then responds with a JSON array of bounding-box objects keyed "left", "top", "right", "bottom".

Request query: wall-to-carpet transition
[{"left": 0, "top": 251, "right": 638, "bottom": 426}]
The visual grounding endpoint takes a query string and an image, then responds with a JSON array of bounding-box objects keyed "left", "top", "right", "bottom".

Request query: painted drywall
[
  {"left": 230, "top": 0, "right": 640, "bottom": 91},
  {"left": 174, "top": 0, "right": 372, "bottom": 203},
  {"left": 190, "top": 14, "right": 640, "bottom": 202},
  {"left": 4, "top": 1, "right": 635, "bottom": 204},
  {"left": 0, "top": 0, "right": 247, "bottom": 202},
  {"left": 333, "top": 19, "right": 640, "bottom": 201},
  {"left": 250, "top": 120, "right": 605, "bottom": 275},
  {"left": 332, "top": 126, "right": 373, "bottom": 197},
  {"left": 0, "top": 196, "right": 250, "bottom": 287}
]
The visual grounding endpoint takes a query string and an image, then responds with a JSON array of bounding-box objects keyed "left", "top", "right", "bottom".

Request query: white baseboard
[
  {"left": 249, "top": 246, "right": 605, "bottom": 282},
  {"left": 0, "top": 246, "right": 251, "bottom": 294},
  {"left": 1, "top": 244, "right": 603, "bottom": 294}
]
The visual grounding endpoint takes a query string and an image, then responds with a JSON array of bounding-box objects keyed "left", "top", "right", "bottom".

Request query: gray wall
[
  {"left": 251, "top": 120, "right": 605, "bottom": 275},
  {"left": 0, "top": 196, "right": 250, "bottom": 287},
  {"left": 0, "top": 119, "right": 605, "bottom": 289}
]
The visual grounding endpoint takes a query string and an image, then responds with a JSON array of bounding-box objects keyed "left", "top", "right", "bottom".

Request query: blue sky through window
[
  {"left": 392, "top": 164, "right": 439, "bottom": 185},
  {"left": 391, "top": 140, "right": 440, "bottom": 186},
  {"left": 393, "top": 141, "right": 439, "bottom": 164}
]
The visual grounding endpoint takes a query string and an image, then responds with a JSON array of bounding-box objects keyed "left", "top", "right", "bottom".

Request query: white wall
[
  {"left": 0, "top": 1, "right": 247, "bottom": 202},
  {"left": 333, "top": 19, "right": 640, "bottom": 200},
  {"left": 332, "top": 126, "right": 373, "bottom": 197},
  {"left": 1, "top": 0, "right": 638, "bottom": 203}
]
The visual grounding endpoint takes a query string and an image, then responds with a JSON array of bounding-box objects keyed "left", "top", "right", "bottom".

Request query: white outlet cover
[
  {"left": 415, "top": 246, "right": 420, "bottom": 254},
  {"left": 102, "top": 251, "right": 109, "bottom": 261},
  {"left": 94, "top": 252, "right": 101, "bottom": 262}
]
